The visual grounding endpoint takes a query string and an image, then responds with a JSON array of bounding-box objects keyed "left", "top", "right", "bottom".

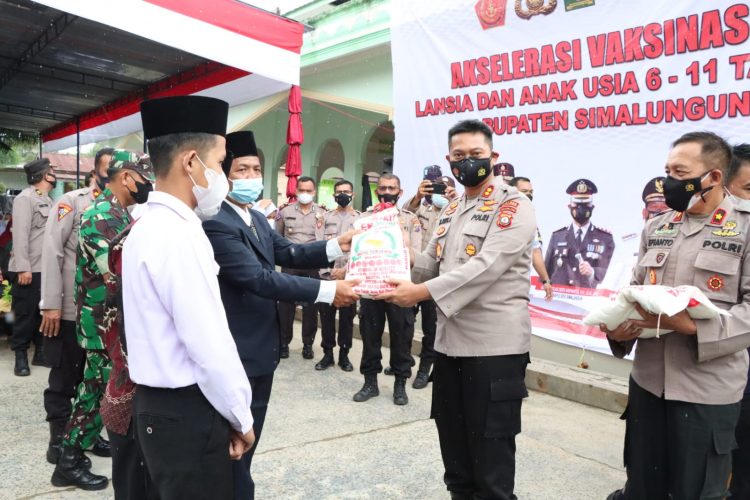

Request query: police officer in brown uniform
[
  {"left": 378, "top": 120, "right": 536, "bottom": 499},
  {"left": 314, "top": 179, "right": 360, "bottom": 372},
  {"left": 353, "top": 173, "right": 423, "bottom": 406},
  {"left": 276, "top": 176, "right": 327, "bottom": 359},
  {"left": 602, "top": 132, "right": 750, "bottom": 500},
  {"left": 39, "top": 147, "right": 113, "bottom": 464},
  {"left": 403, "top": 171, "right": 457, "bottom": 389},
  {"left": 9, "top": 158, "right": 56, "bottom": 376}
]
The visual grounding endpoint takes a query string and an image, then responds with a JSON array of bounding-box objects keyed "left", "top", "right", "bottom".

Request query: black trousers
[
  {"left": 134, "top": 384, "right": 232, "bottom": 500},
  {"left": 43, "top": 319, "right": 85, "bottom": 423},
  {"left": 415, "top": 300, "right": 437, "bottom": 366},
  {"left": 109, "top": 423, "right": 155, "bottom": 500},
  {"left": 318, "top": 302, "right": 355, "bottom": 350},
  {"left": 358, "top": 299, "right": 415, "bottom": 378},
  {"left": 612, "top": 377, "right": 740, "bottom": 500},
  {"left": 730, "top": 392, "right": 750, "bottom": 498},
  {"left": 278, "top": 268, "right": 318, "bottom": 347},
  {"left": 432, "top": 352, "right": 529, "bottom": 500},
  {"left": 10, "top": 272, "right": 42, "bottom": 352},
  {"left": 233, "top": 373, "right": 274, "bottom": 500}
]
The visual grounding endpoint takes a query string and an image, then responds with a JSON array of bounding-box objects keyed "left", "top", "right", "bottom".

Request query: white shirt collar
[
  {"left": 148, "top": 191, "right": 200, "bottom": 224},
  {"left": 571, "top": 221, "right": 591, "bottom": 235},
  {"left": 227, "top": 200, "right": 252, "bottom": 225}
]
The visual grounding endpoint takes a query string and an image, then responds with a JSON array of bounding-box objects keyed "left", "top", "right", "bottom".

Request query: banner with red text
[{"left": 391, "top": 0, "right": 750, "bottom": 355}]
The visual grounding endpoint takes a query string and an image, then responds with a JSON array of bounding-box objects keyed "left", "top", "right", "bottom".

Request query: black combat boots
[
  {"left": 315, "top": 349, "right": 335, "bottom": 370},
  {"left": 51, "top": 446, "right": 108, "bottom": 490},
  {"left": 338, "top": 348, "right": 353, "bottom": 372},
  {"left": 393, "top": 376, "right": 409, "bottom": 406},
  {"left": 14, "top": 350, "right": 30, "bottom": 376},
  {"left": 31, "top": 342, "right": 46, "bottom": 366},
  {"left": 90, "top": 436, "right": 111, "bottom": 457},
  {"left": 47, "top": 422, "right": 92, "bottom": 468},
  {"left": 353, "top": 374, "right": 380, "bottom": 402},
  {"left": 412, "top": 360, "right": 433, "bottom": 389},
  {"left": 302, "top": 344, "right": 314, "bottom": 359}
]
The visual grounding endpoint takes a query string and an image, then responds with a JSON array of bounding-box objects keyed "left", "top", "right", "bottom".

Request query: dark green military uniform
[{"left": 61, "top": 188, "right": 132, "bottom": 450}]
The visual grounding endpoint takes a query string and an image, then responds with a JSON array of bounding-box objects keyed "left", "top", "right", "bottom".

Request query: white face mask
[
  {"left": 729, "top": 192, "right": 750, "bottom": 211},
  {"left": 189, "top": 155, "right": 229, "bottom": 220},
  {"left": 297, "top": 192, "right": 314, "bottom": 205}
]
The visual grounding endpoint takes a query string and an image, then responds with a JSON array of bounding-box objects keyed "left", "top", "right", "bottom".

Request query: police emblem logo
[
  {"left": 496, "top": 212, "right": 513, "bottom": 229},
  {"left": 57, "top": 203, "right": 73, "bottom": 221},
  {"left": 655, "top": 252, "right": 666, "bottom": 264},
  {"left": 712, "top": 220, "right": 741, "bottom": 237},
  {"left": 707, "top": 275, "right": 724, "bottom": 291},
  {"left": 576, "top": 180, "right": 587, "bottom": 194},
  {"left": 478, "top": 168, "right": 486, "bottom": 176},
  {"left": 685, "top": 183, "right": 695, "bottom": 192},
  {"left": 465, "top": 243, "right": 477, "bottom": 256},
  {"left": 649, "top": 268, "right": 657, "bottom": 284},
  {"left": 516, "top": 0, "right": 557, "bottom": 19},
  {"left": 475, "top": 0, "right": 508, "bottom": 30}
]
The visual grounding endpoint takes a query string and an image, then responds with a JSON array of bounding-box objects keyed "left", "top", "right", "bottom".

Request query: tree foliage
[{"left": 0, "top": 128, "right": 39, "bottom": 167}]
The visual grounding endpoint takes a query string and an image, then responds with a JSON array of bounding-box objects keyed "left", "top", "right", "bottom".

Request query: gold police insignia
[
  {"left": 576, "top": 180, "right": 587, "bottom": 194},
  {"left": 655, "top": 179, "right": 664, "bottom": 193},
  {"left": 515, "top": 0, "right": 557, "bottom": 20},
  {"left": 713, "top": 220, "right": 741, "bottom": 237}
]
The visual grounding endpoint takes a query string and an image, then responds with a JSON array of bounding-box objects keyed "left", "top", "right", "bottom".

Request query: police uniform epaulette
[
  {"left": 594, "top": 226, "right": 612, "bottom": 234},
  {"left": 277, "top": 202, "right": 291, "bottom": 211},
  {"left": 553, "top": 226, "right": 568, "bottom": 233}
]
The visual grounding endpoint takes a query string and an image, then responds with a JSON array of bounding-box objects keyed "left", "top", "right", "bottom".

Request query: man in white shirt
[{"left": 122, "top": 96, "right": 254, "bottom": 500}]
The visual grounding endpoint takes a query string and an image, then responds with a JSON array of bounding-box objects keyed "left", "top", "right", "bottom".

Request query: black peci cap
[
  {"left": 223, "top": 131, "right": 258, "bottom": 174},
  {"left": 140, "top": 96, "right": 228, "bottom": 141}
]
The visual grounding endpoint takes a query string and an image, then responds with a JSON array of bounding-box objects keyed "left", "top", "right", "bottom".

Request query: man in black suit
[{"left": 203, "top": 131, "right": 359, "bottom": 500}]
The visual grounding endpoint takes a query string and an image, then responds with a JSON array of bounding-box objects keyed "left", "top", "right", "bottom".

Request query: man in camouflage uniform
[
  {"left": 52, "top": 151, "right": 153, "bottom": 491},
  {"left": 41, "top": 147, "right": 112, "bottom": 465}
]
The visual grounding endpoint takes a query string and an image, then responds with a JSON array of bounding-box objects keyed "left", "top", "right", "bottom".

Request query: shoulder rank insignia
[
  {"left": 710, "top": 209, "right": 726, "bottom": 226},
  {"left": 436, "top": 226, "right": 446, "bottom": 236},
  {"left": 671, "top": 212, "right": 684, "bottom": 223},
  {"left": 499, "top": 200, "right": 518, "bottom": 213},
  {"left": 481, "top": 185, "right": 495, "bottom": 198},
  {"left": 712, "top": 220, "right": 741, "bottom": 237},
  {"left": 653, "top": 223, "right": 677, "bottom": 236},
  {"left": 57, "top": 203, "right": 73, "bottom": 221}
]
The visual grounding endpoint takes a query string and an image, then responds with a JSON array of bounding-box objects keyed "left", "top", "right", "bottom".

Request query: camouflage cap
[{"left": 107, "top": 150, "right": 155, "bottom": 182}]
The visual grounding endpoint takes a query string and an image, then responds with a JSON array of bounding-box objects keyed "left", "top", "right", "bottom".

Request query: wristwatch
[{"left": 542, "top": 279, "right": 551, "bottom": 285}]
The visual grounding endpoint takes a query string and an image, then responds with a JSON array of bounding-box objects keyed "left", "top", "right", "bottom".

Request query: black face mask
[
  {"left": 662, "top": 174, "right": 712, "bottom": 212},
  {"left": 334, "top": 193, "right": 352, "bottom": 208},
  {"left": 46, "top": 174, "right": 57, "bottom": 189},
  {"left": 571, "top": 204, "right": 593, "bottom": 225},
  {"left": 378, "top": 193, "right": 399, "bottom": 205},
  {"left": 97, "top": 175, "right": 109, "bottom": 191},
  {"left": 129, "top": 181, "right": 153, "bottom": 205},
  {"left": 449, "top": 157, "right": 492, "bottom": 187},
  {"left": 526, "top": 194, "right": 534, "bottom": 202}
]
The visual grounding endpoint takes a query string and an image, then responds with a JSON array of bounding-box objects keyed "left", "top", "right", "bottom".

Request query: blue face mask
[
  {"left": 229, "top": 178, "right": 264, "bottom": 204},
  {"left": 432, "top": 194, "right": 449, "bottom": 208}
]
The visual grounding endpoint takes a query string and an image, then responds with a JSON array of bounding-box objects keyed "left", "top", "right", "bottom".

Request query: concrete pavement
[{"left": 0, "top": 329, "right": 626, "bottom": 499}]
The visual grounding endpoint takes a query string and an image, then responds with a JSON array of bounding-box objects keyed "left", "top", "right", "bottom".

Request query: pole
[
  {"left": 38, "top": 134, "right": 42, "bottom": 158},
  {"left": 75, "top": 117, "right": 80, "bottom": 188}
]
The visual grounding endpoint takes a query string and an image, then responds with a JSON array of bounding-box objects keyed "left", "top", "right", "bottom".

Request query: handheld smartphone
[{"left": 431, "top": 182, "right": 446, "bottom": 195}]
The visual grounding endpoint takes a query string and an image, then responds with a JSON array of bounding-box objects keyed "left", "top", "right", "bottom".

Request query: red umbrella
[{"left": 285, "top": 85, "right": 303, "bottom": 201}]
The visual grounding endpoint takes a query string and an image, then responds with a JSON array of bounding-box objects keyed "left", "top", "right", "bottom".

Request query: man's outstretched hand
[{"left": 375, "top": 279, "right": 430, "bottom": 307}]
